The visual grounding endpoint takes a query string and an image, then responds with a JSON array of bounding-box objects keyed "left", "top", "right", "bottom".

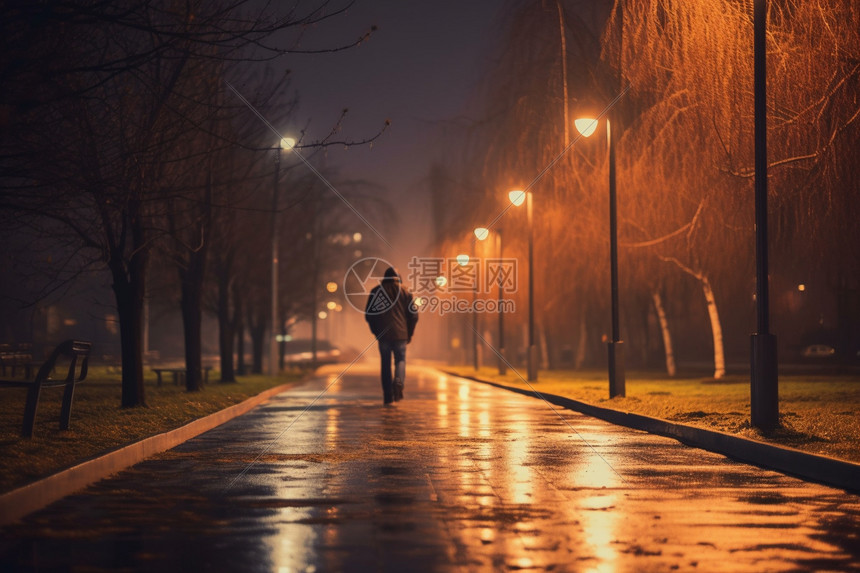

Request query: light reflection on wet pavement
[{"left": 1, "top": 364, "right": 858, "bottom": 571}]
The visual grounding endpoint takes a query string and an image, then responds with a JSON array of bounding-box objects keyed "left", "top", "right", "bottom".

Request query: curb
[
  {"left": 0, "top": 380, "right": 301, "bottom": 526},
  {"left": 444, "top": 370, "right": 860, "bottom": 495}
]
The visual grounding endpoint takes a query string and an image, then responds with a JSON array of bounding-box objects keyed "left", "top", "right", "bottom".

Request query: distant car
[
  {"left": 801, "top": 344, "right": 836, "bottom": 358},
  {"left": 282, "top": 339, "right": 341, "bottom": 366}
]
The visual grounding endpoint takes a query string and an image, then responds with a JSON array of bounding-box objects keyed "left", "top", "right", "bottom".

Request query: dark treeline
[{"left": 0, "top": 0, "right": 387, "bottom": 406}]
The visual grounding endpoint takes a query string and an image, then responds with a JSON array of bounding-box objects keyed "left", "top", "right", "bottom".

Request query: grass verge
[
  {"left": 0, "top": 368, "right": 307, "bottom": 494},
  {"left": 445, "top": 366, "right": 860, "bottom": 464}
]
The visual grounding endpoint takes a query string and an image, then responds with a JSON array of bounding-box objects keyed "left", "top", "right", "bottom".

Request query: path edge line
[
  {"left": 0, "top": 381, "right": 300, "bottom": 526},
  {"left": 444, "top": 370, "right": 860, "bottom": 495}
]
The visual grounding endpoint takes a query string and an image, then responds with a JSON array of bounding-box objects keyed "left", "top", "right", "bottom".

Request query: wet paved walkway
[{"left": 1, "top": 364, "right": 859, "bottom": 572}]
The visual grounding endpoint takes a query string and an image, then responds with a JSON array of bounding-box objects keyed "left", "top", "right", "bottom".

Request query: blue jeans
[{"left": 378, "top": 340, "right": 407, "bottom": 403}]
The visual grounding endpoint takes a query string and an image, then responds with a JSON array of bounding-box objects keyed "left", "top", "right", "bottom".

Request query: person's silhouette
[{"left": 365, "top": 267, "right": 418, "bottom": 405}]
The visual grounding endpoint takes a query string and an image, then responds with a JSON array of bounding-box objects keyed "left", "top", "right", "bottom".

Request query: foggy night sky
[{"left": 274, "top": 0, "right": 505, "bottom": 269}]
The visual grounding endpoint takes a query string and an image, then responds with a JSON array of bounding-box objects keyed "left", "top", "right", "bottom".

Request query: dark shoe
[{"left": 393, "top": 378, "right": 404, "bottom": 401}]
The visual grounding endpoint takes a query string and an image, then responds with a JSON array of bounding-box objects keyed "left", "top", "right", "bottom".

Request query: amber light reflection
[
  {"left": 436, "top": 375, "right": 449, "bottom": 427},
  {"left": 457, "top": 380, "right": 471, "bottom": 439},
  {"left": 438, "top": 374, "right": 622, "bottom": 569},
  {"left": 571, "top": 430, "right": 622, "bottom": 570},
  {"left": 269, "top": 375, "right": 345, "bottom": 571},
  {"left": 446, "top": 378, "right": 542, "bottom": 566},
  {"left": 266, "top": 393, "right": 333, "bottom": 572},
  {"left": 582, "top": 485, "right": 620, "bottom": 567},
  {"left": 505, "top": 419, "right": 534, "bottom": 505}
]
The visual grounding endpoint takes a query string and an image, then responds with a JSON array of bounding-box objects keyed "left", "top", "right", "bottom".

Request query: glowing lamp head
[
  {"left": 280, "top": 137, "right": 296, "bottom": 149},
  {"left": 474, "top": 227, "right": 489, "bottom": 241},
  {"left": 318, "top": 311, "right": 327, "bottom": 320},
  {"left": 326, "top": 281, "right": 338, "bottom": 293},
  {"left": 456, "top": 254, "right": 470, "bottom": 266},
  {"left": 435, "top": 276, "right": 448, "bottom": 288},
  {"left": 574, "top": 118, "right": 598, "bottom": 137},
  {"left": 326, "top": 301, "right": 337, "bottom": 310},
  {"left": 509, "top": 190, "right": 526, "bottom": 207}
]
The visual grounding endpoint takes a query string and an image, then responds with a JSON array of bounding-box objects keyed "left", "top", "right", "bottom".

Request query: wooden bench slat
[{"left": 152, "top": 366, "right": 212, "bottom": 386}]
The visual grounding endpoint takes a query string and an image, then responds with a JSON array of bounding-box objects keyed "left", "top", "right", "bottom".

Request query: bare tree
[{"left": 0, "top": 0, "right": 378, "bottom": 404}]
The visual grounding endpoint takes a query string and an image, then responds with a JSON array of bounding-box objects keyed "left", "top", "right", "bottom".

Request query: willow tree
[
  {"left": 764, "top": 0, "right": 860, "bottom": 352},
  {"left": 438, "top": 0, "right": 858, "bottom": 374},
  {"left": 608, "top": 0, "right": 860, "bottom": 376}
]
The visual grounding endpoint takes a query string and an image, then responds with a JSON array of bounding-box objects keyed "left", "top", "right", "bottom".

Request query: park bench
[
  {"left": 0, "top": 343, "right": 36, "bottom": 379},
  {"left": 0, "top": 339, "right": 91, "bottom": 438},
  {"left": 152, "top": 366, "right": 212, "bottom": 386}
]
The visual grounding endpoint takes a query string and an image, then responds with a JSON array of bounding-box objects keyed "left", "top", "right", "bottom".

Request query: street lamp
[
  {"left": 475, "top": 227, "right": 506, "bottom": 375},
  {"left": 470, "top": 231, "right": 484, "bottom": 371},
  {"left": 455, "top": 253, "right": 475, "bottom": 368},
  {"left": 751, "top": 0, "right": 778, "bottom": 429},
  {"left": 269, "top": 136, "right": 295, "bottom": 377},
  {"left": 460, "top": 238, "right": 482, "bottom": 371},
  {"left": 575, "top": 117, "right": 625, "bottom": 398},
  {"left": 508, "top": 190, "right": 537, "bottom": 381}
]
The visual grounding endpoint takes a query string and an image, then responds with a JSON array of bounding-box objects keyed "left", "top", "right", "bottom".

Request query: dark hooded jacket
[{"left": 365, "top": 274, "right": 418, "bottom": 343}]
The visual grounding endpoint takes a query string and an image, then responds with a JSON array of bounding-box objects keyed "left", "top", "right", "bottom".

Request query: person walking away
[{"left": 365, "top": 266, "right": 418, "bottom": 405}]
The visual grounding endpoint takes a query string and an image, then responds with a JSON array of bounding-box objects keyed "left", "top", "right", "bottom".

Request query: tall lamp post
[
  {"left": 574, "top": 117, "right": 625, "bottom": 398},
  {"left": 269, "top": 136, "right": 295, "bottom": 377},
  {"left": 473, "top": 237, "right": 482, "bottom": 370},
  {"left": 454, "top": 253, "right": 474, "bottom": 368},
  {"left": 751, "top": 0, "right": 778, "bottom": 429},
  {"left": 476, "top": 227, "right": 506, "bottom": 375},
  {"left": 458, "top": 240, "right": 481, "bottom": 371},
  {"left": 508, "top": 190, "right": 537, "bottom": 381}
]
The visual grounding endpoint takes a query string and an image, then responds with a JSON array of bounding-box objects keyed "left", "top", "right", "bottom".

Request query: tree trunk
[
  {"left": 575, "top": 314, "right": 587, "bottom": 369},
  {"left": 180, "top": 253, "right": 205, "bottom": 392},
  {"left": 178, "top": 165, "right": 212, "bottom": 392},
  {"left": 234, "top": 289, "right": 246, "bottom": 375},
  {"left": 539, "top": 321, "right": 550, "bottom": 370},
  {"left": 640, "top": 300, "right": 651, "bottom": 368},
  {"left": 251, "top": 324, "right": 264, "bottom": 374},
  {"left": 659, "top": 257, "right": 725, "bottom": 379},
  {"left": 217, "top": 266, "right": 236, "bottom": 382},
  {"left": 109, "top": 251, "right": 146, "bottom": 408},
  {"left": 652, "top": 291, "right": 676, "bottom": 377},
  {"left": 701, "top": 276, "right": 725, "bottom": 379},
  {"left": 248, "top": 305, "right": 265, "bottom": 374}
]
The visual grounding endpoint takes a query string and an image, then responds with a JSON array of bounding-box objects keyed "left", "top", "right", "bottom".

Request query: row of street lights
[
  {"left": 461, "top": 115, "right": 625, "bottom": 397},
  {"left": 273, "top": 6, "right": 777, "bottom": 426},
  {"left": 462, "top": 48, "right": 777, "bottom": 428}
]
